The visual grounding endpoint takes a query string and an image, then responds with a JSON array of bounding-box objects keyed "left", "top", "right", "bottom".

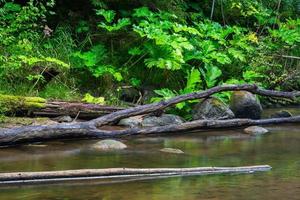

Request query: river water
[{"left": 0, "top": 108, "right": 299, "bottom": 199}]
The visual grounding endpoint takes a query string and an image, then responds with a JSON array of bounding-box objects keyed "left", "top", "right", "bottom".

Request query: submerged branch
[{"left": 0, "top": 165, "right": 271, "bottom": 185}]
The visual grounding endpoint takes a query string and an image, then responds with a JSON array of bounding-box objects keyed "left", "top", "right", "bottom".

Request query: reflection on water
[
  {"left": 262, "top": 106, "right": 300, "bottom": 118},
  {"left": 0, "top": 110, "right": 299, "bottom": 199}
]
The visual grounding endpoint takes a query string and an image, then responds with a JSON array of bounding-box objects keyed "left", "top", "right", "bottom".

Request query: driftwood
[
  {"left": 0, "top": 165, "right": 271, "bottom": 184},
  {"left": 0, "top": 84, "right": 299, "bottom": 146},
  {"left": 0, "top": 94, "right": 123, "bottom": 119}
]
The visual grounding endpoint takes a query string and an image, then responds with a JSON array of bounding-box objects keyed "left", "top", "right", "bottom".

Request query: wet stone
[
  {"left": 230, "top": 91, "right": 263, "bottom": 119},
  {"left": 244, "top": 126, "right": 269, "bottom": 135},
  {"left": 91, "top": 139, "right": 127, "bottom": 150},
  {"left": 160, "top": 148, "right": 184, "bottom": 154},
  {"left": 192, "top": 97, "right": 235, "bottom": 120},
  {"left": 53, "top": 116, "right": 73, "bottom": 123},
  {"left": 141, "top": 114, "right": 184, "bottom": 127},
  {"left": 270, "top": 110, "right": 292, "bottom": 118},
  {"left": 118, "top": 116, "right": 143, "bottom": 128}
]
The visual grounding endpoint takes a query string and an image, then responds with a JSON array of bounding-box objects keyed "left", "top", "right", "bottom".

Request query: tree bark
[
  {"left": 0, "top": 165, "right": 271, "bottom": 184},
  {"left": 0, "top": 84, "right": 299, "bottom": 146}
]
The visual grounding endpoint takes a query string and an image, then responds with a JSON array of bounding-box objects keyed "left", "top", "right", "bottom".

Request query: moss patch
[
  {"left": 210, "top": 98, "right": 224, "bottom": 106},
  {"left": 0, "top": 94, "right": 46, "bottom": 114}
]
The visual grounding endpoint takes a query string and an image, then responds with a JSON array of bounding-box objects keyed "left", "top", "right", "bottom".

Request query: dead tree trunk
[
  {"left": 0, "top": 84, "right": 299, "bottom": 147},
  {"left": 0, "top": 94, "right": 124, "bottom": 119},
  {"left": 0, "top": 165, "right": 271, "bottom": 184}
]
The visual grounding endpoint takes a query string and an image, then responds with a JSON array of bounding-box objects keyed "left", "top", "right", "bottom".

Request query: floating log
[
  {"left": 0, "top": 165, "right": 271, "bottom": 185},
  {"left": 0, "top": 94, "right": 124, "bottom": 119},
  {"left": 0, "top": 84, "right": 299, "bottom": 146}
]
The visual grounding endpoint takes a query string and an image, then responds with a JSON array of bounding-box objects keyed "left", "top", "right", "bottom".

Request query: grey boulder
[
  {"left": 118, "top": 116, "right": 143, "bottom": 128},
  {"left": 270, "top": 110, "right": 292, "bottom": 118},
  {"left": 192, "top": 97, "right": 235, "bottom": 120},
  {"left": 230, "top": 91, "right": 263, "bottom": 119},
  {"left": 141, "top": 114, "right": 184, "bottom": 127}
]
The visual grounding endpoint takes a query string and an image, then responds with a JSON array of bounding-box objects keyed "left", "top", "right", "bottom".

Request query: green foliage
[
  {"left": 99, "top": 18, "right": 131, "bottom": 32},
  {"left": 130, "top": 78, "right": 141, "bottom": 87},
  {"left": 181, "top": 68, "right": 202, "bottom": 94},
  {"left": 269, "top": 19, "right": 300, "bottom": 45},
  {"left": 82, "top": 93, "right": 105, "bottom": 105},
  {"left": 201, "top": 65, "right": 222, "bottom": 88},
  {"left": 152, "top": 68, "right": 202, "bottom": 118},
  {"left": 0, "top": 0, "right": 71, "bottom": 98},
  {"left": 97, "top": 8, "right": 131, "bottom": 32},
  {"left": 39, "top": 82, "right": 80, "bottom": 101},
  {"left": 0, "top": 0, "right": 299, "bottom": 114},
  {"left": 132, "top": 7, "right": 193, "bottom": 70},
  {"left": 76, "top": 20, "right": 90, "bottom": 33},
  {"left": 96, "top": 9, "right": 116, "bottom": 23},
  {"left": 72, "top": 44, "right": 123, "bottom": 81}
]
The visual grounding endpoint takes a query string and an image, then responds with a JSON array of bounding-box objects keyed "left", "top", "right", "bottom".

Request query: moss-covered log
[
  {"left": 0, "top": 95, "right": 46, "bottom": 113},
  {"left": 0, "top": 95, "right": 123, "bottom": 119}
]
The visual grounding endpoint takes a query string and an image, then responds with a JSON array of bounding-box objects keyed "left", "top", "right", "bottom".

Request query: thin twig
[
  {"left": 210, "top": 0, "right": 216, "bottom": 20},
  {"left": 274, "top": 54, "right": 300, "bottom": 60},
  {"left": 220, "top": 0, "right": 226, "bottom": 25},
  {"left": 72, "top": 111, "right": 81, "bottom": 123}
]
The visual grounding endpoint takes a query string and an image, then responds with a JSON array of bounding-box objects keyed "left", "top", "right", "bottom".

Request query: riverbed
[{"left": 0, "top": 108, "right": 299, "bottom": 200}]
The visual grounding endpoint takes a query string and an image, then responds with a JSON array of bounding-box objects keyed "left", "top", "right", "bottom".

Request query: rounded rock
[
  {"left": 141, "top": 114, "right": 184, "bottom": 127},
  {"left": 192, "top": 97, "right": 235, "bottom": 120},
  {"left": 53, "top": 116, "right": 73, "bottom": 123},
  {"left": 270, "top": 110, "right": 292, "bottom": 118},
  {"left": 230, "top": 91, "right": 263, "bottom": 119},
  {"left": 244, "top": 126, "right": 269, "bottom": 135},
  {"left": 118, "top": 116, "right": 143, "bottom": 128},
  {"left": 91, "top": 139, "right": 127, "bottom": 150}
]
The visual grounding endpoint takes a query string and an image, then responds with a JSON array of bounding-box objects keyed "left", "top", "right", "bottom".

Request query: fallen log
[
  {"left": 90, "top": 84, "right": 300, "bottom": 127},
  {"left": 0, "top": 165, "right": 271, "bottom": 185},
  {"left": 0, "top": 94, "right": 124, "bottom": 119},
  {"left": 0, "top": 84, "right": 299, "bottom": 146},
  {"left": 1, "top": 115, "right": 300, "bottom": 146}
]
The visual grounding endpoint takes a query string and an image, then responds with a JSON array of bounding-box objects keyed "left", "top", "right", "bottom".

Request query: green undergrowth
[{"left": 0, "top": 0, "right": 299, "bottom": 118}]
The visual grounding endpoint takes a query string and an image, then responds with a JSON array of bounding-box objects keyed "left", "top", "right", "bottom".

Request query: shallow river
[{"left": 0, "top": 108, "right": 299, "bottom": 200}]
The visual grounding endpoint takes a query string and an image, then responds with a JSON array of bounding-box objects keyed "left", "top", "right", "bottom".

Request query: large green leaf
[{"left": 202, "top": 65, "right": 222, "bottom": 88}]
